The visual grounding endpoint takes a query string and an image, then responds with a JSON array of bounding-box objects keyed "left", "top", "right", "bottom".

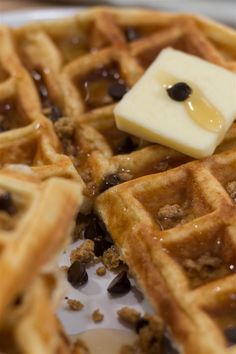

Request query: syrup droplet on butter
[{"left": 158, "top": 71, "right": 224, "bottom": 134}]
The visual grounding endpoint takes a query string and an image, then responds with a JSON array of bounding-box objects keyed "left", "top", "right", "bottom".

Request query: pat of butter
[{"left": 114, "top": 48, "right": 236, "bottom": 159}]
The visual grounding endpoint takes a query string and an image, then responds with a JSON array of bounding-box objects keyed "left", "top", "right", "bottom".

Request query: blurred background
[{"left": 0, "top": 0, "right": 236, "bottom": 28}]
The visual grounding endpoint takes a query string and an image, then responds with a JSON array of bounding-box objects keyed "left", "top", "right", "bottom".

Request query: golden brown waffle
[
  {"left": 96, "top": 147, "right": 236, "bottom": 354},
  {"left": 0, "top": 25, "right": 84, "bottom": 185},
  {"left": 8, "top": 7, "right": 236, "bottom": 196},
  {"left": 0, "top": 273, "right": 71, "bottom": 354},
  {"left": 0, "top": 169, "right": 82, "bottom": 332},
  {"left": 1, "top": 7, "right": 236, "bottom": 354}
]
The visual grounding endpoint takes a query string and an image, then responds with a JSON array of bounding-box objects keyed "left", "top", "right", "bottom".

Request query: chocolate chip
[
  {"left": 107, "top": 271, "right": 131, "bottom": 295},
  {"left": 99, "top": 174, "right": 124, "bottom": 193},
  {"left": 98, "top": 218, "right": 113, "bottom": 243},
  {"left": 67, "top": 261, "right": 88, "bottom": 288},
  {"left": 135, "top": 318, "right": 149, "bottom": 333},
  {"left": 125, "top": 27, "right": 141, "bottom": 42},
  {"left": 108, "top": 82, "right": 128, "bottom": 101},
  {"left": 225, "top": 327, "right": 236, "bottom": 346},
  {"left": 49, "top": 105, "right": 62, "bottom": 122},
  {"left": 167, "top": 82, "right": 192, "bottom": 102},
  {"left": 117, "top": 136, "right": 138, "bottom": 154},
  {"left": 83, "top": 213, "right": 104, "bottom": 240},
  {"left": 0, "top": 192, "right": 16, "bottom": 215},
  {"left": 93, "top": 236, "right": 112, "bottom": 257}
]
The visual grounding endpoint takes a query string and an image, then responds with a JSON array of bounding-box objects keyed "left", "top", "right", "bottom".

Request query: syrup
[{"left": 158, "top": 71, "right": 224, "bottom": 133}]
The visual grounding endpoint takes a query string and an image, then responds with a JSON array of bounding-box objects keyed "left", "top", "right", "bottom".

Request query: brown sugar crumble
[
  {"left": 182, "top": 252, "right": 224, "bottom": 286},
  {"left": 67, "top": 299, "right": 84, "bottom": 311},
  {"left": 183, "top": 253, "right": 222, "bottom": 273},
  {"left": 117, "top": 307, "right": 164, "bottom": 354},
  {"left": 118, "top": 307, "right": 141, "bottom": 326},
  {"left": 92, "top": 309, "right": 104, "bottom": 323},
  {"left": 138, "top": 315, "right": 164, "bottom": 354},
  {"left": 96, "top": 266, "right": 106, "bottom": 276},
  {"left": 54, "top": 117, "right": 75, "bottom": 140},
  {"left": 70, "top": 240, "right": 95, "bottom": 264},
  {"left": 72, "top": 338, "right": 91, "bottom": 354},
  {"left": 157, "top": 203, "right": 184, "bottom": 229},
  {"left": 226, "top": 181, "right": 236, "bottom": 202},
  {"left": 102, "top": 245, "right": 121, "bottom": 270},
  {"left": 54, "top": 117, "right": 80, "bottom": 166}
]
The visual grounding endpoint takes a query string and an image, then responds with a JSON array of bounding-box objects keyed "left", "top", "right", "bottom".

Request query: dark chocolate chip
[
  {"left": 67, "top": 261, "right": 88, "bottom": 288},
  {"left": 167, "top": 82, "right": 192, "bottom": 102},
  {"left": 107, "top": 270, "right": 131, "bottom": 295},
  {"left": 135, "top": 318, "right": 149, "bottom": 333},
  {"left": 117, "top": 136, "right": 138, "bottom": 154},
  {"left": 108, "top": 82, "right": 128, "bottom": 101},
  {"left": 83, "top": 213, "right": 104, "bottom": 240},
  {"left": 125, "top": 27, "right": 141, "bottom": 42},
  {"left": 49, "top": 105, "right": 62, "bottom": 122},
  {"left": 99, "top": 174, "right": 124, "bottom": 193},
  {"left": 225, "top": 327, "right": 236, "bottom": 346},
  {"left": 0, "top": 192, "right": 16, "bottom": 215},
  {"left": 97, "top": 218, "right": 113, "bottom": 243},
  {"left": 93, "top": 236, "right": 112, "bottom": 257}
]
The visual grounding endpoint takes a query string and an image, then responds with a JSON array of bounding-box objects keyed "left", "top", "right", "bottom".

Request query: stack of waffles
[{"left": 1, "top": 6, "right": 236, "bottom": 354}]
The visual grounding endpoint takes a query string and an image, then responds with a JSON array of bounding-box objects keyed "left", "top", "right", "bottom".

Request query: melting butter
[
  {"left": 114, "top": 48, "right": 236, "bottom": 159},
  {"left": 158, "top": 71, "right": 224, "bottom": 133}
]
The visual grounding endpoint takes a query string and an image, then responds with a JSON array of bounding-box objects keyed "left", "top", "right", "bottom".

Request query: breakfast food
[
  {"left": 1, "top": 6, "right": 236, "bottom": 354},
  {"left": 0, "top": 169, "right": 83, "bottom": 353}
]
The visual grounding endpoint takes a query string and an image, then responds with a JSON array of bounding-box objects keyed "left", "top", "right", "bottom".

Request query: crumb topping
[
  {"left": 92, "top": 309, "right": 104, "bottom": 323},
  {"left": 54, "top": 117, "right": 80, "bottom": 166},
  {"left": 138, "top": 315, "right": 164, "bottom": 354},
  {"left": 183, "top": 253, "right": 222, "bottom": 273},
  {"left": 118, "top": 308, "right": 164, "bottom": 354},
  {"left": 102, "top": 245, "right": 121, "bottom": 270},
  {"left": 118, "top": 307, "right": 141, "bottom": 326},
  {"left": 96, "top": 266, "right": 106, "bottom": 276},
  {"left": 54, "top": 117, "right": 75, "bottom": 140},
  {"left": 157, "top": 203, "right": 184, "bottom": 229},
  {"left": 70, "top": 240, "right": 95, "bottom": 264},
  {"left": 72, "top": 338, "right": 91, "bottom": 354},
  {"left": 67, "top": 299, "right": 84, "bottom": 311}
]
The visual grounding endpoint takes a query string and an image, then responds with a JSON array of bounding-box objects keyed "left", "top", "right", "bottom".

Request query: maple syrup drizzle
[{"left": 158, "top": 71, "right": 224, "bottom": 133}]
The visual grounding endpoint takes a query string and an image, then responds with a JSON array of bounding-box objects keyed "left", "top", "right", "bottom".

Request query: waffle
[
  {"left": 0, "top": 273, "right": 71, "bottom": 354},
  {"left": 0, "top": 25, "right": 83, "bottom": 184},
  {"left": 9, "top": 8, "right": 236, "bottom": 196},
  {"left": 0, "top": 169, "right": 83, "bottom": 353},
  {"left": 1, "top": 6, "right": 236, "bottom": 354}
]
